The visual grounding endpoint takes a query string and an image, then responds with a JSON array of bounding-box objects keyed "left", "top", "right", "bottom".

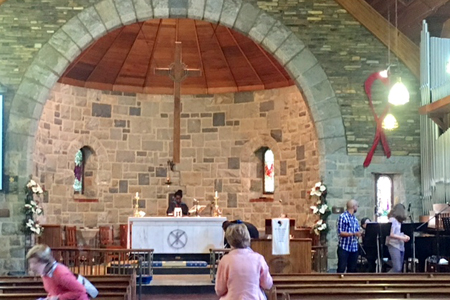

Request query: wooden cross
[{"left": 154, "top": 41, "right": 201, "bottom": 164}]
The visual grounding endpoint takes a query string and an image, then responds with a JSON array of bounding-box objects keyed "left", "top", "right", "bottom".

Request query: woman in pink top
[
  {"left": 27, "top": 244, "right": 88, "bottom": 300},
  {"left": 215, "top": 222, "right": 273, "bottom": 299}
]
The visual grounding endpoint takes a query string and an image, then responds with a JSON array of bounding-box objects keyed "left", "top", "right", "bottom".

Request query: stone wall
[{"left": 33, "top": 83, "right": 319, "bottom": 230}]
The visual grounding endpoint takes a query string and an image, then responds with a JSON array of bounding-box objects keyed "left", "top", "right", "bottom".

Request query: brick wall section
[{"left": 33, "top": 83, "right": 319, "bottom": 232}]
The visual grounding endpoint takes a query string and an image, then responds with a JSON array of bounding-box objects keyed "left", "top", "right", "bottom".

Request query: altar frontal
[{"left": 129, "top": 217, "right": 227, "bottom": 253}]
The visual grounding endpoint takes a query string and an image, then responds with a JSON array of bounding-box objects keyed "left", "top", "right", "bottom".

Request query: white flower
[
  {"left": 310, "top": 189, "right": 321, "bottom": 197},
  {"left": 315, "top": 182, "right": 322, "bottom": 188},
  {"left": 26, "top": 180, "right": 37, "bottom": 188},
  {"left": 315, "top": 219, "right": 323, "bottom": 225},
  {"left": 319, "top": 204, "right": 328, "bottom": 214},
  {"left": 320, "top": 185, "right": 326, "bottom": 192},
  {"left": 310, "top": 206, "right": 319, "bottom": 214},
  {"left": 318, "top": 223, "right": 327, "bottom": 231}
]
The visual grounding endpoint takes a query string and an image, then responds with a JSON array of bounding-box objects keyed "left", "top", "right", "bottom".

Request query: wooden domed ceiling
[{"left": 59, "top": 19, "right": 294, "bottom": 95}]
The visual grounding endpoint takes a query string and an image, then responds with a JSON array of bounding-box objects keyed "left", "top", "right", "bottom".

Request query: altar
[{"left": 129, "top": 217, "right": 226, "bottom": 253}]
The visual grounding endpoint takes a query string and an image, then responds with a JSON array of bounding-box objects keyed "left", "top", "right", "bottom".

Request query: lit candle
[
  {"left": 215, "top": 191, "right": 218, "bottom": 198},
  {"left": 136, "top": 192, "right": 139, "bottom": 198}
]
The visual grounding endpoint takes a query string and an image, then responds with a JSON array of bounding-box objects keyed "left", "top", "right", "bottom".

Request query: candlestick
[{"left": 133, "top": 193, "right": 140, "bottom": 217}]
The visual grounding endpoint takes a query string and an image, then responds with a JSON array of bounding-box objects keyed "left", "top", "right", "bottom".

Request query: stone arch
[{"left": 7, "top": 0, "right": 346, "bottom": 178}]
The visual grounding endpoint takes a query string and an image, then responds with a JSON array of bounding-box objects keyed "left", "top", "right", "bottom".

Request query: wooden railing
[
  {"left": 209, "top": 248, "right": 231, "bottom": 282},
  {"left": 50, "top": 247, "right": 153, "bottom": 277}
]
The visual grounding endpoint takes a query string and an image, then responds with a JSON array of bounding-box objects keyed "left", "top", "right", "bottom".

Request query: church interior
[{"left": 3, "top": 0, "right": 450, "bottom": 299}]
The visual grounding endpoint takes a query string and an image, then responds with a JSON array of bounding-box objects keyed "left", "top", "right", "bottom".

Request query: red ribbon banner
[{"left": 363, "top": 71, "right": 391, "bottom": 168}]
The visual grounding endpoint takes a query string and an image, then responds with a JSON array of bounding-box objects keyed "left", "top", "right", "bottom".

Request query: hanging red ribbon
[{"left": 363, "top": 71, "right": 391, "bottom": 168}]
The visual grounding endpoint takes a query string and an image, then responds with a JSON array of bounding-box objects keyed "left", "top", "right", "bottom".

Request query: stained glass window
[
  {"left": 73, "top": 149, "right": 84, "bottom": 194},
  {"left": 375, "top": 174, "right": 393, "bottom": 223},
  {"left": 264, "top": 149, "right": 274, "bottom": 194}
]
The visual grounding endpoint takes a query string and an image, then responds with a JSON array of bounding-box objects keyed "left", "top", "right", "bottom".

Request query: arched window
[
  {"left": 263, "top": 149, "right": 275, "bottom": 194},
  {"left": 73, "top": 146, "right": 93, "bottom": 194},
  {"left": 375, "top": 174, "right": 393, "bottom": 223},
  {"left": 73, "top": 148, "right": 85, "bottom": 194}
]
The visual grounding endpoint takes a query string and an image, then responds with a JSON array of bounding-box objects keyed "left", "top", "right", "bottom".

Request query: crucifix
[{"left": 154, "top": 41, "right": 201, "bottom": 164}]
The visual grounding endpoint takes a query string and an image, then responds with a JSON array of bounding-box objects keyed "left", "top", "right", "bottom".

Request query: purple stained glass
[{"left": 73, "top": 149, "right": 83, "bottom": 193}]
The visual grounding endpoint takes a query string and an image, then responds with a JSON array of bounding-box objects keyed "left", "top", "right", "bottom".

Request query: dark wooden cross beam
[{"left": 154, "top": 41, "right": 201, "bottom": 164}]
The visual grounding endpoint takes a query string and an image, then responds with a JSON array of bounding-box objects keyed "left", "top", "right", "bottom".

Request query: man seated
[
  {"left": 222, "top": 220, "right": 259, "bottom": 248},
  {"left": 166, "top": 190, "right": 189, "bottom": 216}
]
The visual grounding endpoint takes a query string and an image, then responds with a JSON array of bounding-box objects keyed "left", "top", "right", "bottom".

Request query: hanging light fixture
[
  {"left": 388, "top": 77, "right": 409, "bottom": 105},
  {"left": 382, "top": 113, "right": 398, "bottom": 130},
  {"left": 387, "top": 1, "right": 409, "bottom": 106}
]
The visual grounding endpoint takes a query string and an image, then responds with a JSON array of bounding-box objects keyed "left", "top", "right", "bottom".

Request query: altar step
[
  {"left": 141, "top": 274, "right": 215, "bottom": 295},
  {"left": 153, "top": 266, "right": 210, "bottom": 275},
  {"left": 150, "top": 254, "right": 211, "bottom": 275}
]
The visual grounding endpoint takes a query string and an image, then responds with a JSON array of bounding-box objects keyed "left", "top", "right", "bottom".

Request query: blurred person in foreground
[
  {"left": 27, "top": 244, "right": 88, "bottom": 300},
  {"left": 215, "top": 223, "right": 273, "bottom": 299}
]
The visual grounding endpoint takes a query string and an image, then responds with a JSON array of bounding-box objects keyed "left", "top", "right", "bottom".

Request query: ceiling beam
[{"left": 335, "top": 0, "right": 420, "bottom": 79}]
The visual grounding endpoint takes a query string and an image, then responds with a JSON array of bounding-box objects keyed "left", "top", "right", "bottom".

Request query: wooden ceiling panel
[
  {"left": 177, "top": 19, "right": 207, "bottom": 94},
  {"left": 59, "top": 19, "right": 294, "bottom": 95},
  {"left": 196, "top": 22, "right": 237, "bottom": 92},
  {"left": 214, "top": 26, "right": 264, "bottom": 91},
  {"left": 114, "top": 21, "right": 160, "bottom": 91},
  {"left": 62, "top": 29, "right": 121, "bottom": 84},
  {"left": 231, "top": 31, "right": 290, "bottom": 89},
  {"left": 144, "top": 19, "right": 177, "bottom": 92},
  {"left": 85, "top": 25, "right": 140, "bottom": 90}
]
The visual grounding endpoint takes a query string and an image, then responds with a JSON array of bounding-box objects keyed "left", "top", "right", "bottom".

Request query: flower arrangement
[
  {"left": 310, "top": 181, "right": 331, "bottom": 237},
  {"left": 23, "top": 179, "right": 44, "bottom": 236}
]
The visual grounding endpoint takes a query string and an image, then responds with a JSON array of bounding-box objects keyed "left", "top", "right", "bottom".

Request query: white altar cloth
[{"left": 129, "top": 217, "right": 226, "bottom": 253}]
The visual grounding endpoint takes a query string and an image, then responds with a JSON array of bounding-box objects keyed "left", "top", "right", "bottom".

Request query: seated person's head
[
  {"left": 225, "top": 223, "right": 250, "bottom": 249},
  {"left": 26, "top": 244, "right": 55, "bottom": 276},
  {"left": 174, "top": 190, "right": 183, "bottom": 203},
  {"left": 222, "top": 220, "right": 243, "bottom": 232},
  {"left": 361, "top": 217, "right": 371, "bottom": 229},
  {"left": 222, "top": 220, "right": 231, "bottom": 231}
]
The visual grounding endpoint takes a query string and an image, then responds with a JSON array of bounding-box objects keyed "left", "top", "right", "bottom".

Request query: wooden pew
[
  {"left": 0, "top": 274, "right": 136, "bottom": 300},
  {"left": 251, "top": 239, "right": 312, "bottom": 273},
  {"left": 271, "top": 273, "right": 450, "bottom": 300}
]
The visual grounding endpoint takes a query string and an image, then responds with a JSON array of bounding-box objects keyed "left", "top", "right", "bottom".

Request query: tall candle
[
  {"left": 136, "top": 192, "right": 139, "bottom": 198},
  {"left": 215, "top": 191, "right": 218, "bottom": 198}
]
